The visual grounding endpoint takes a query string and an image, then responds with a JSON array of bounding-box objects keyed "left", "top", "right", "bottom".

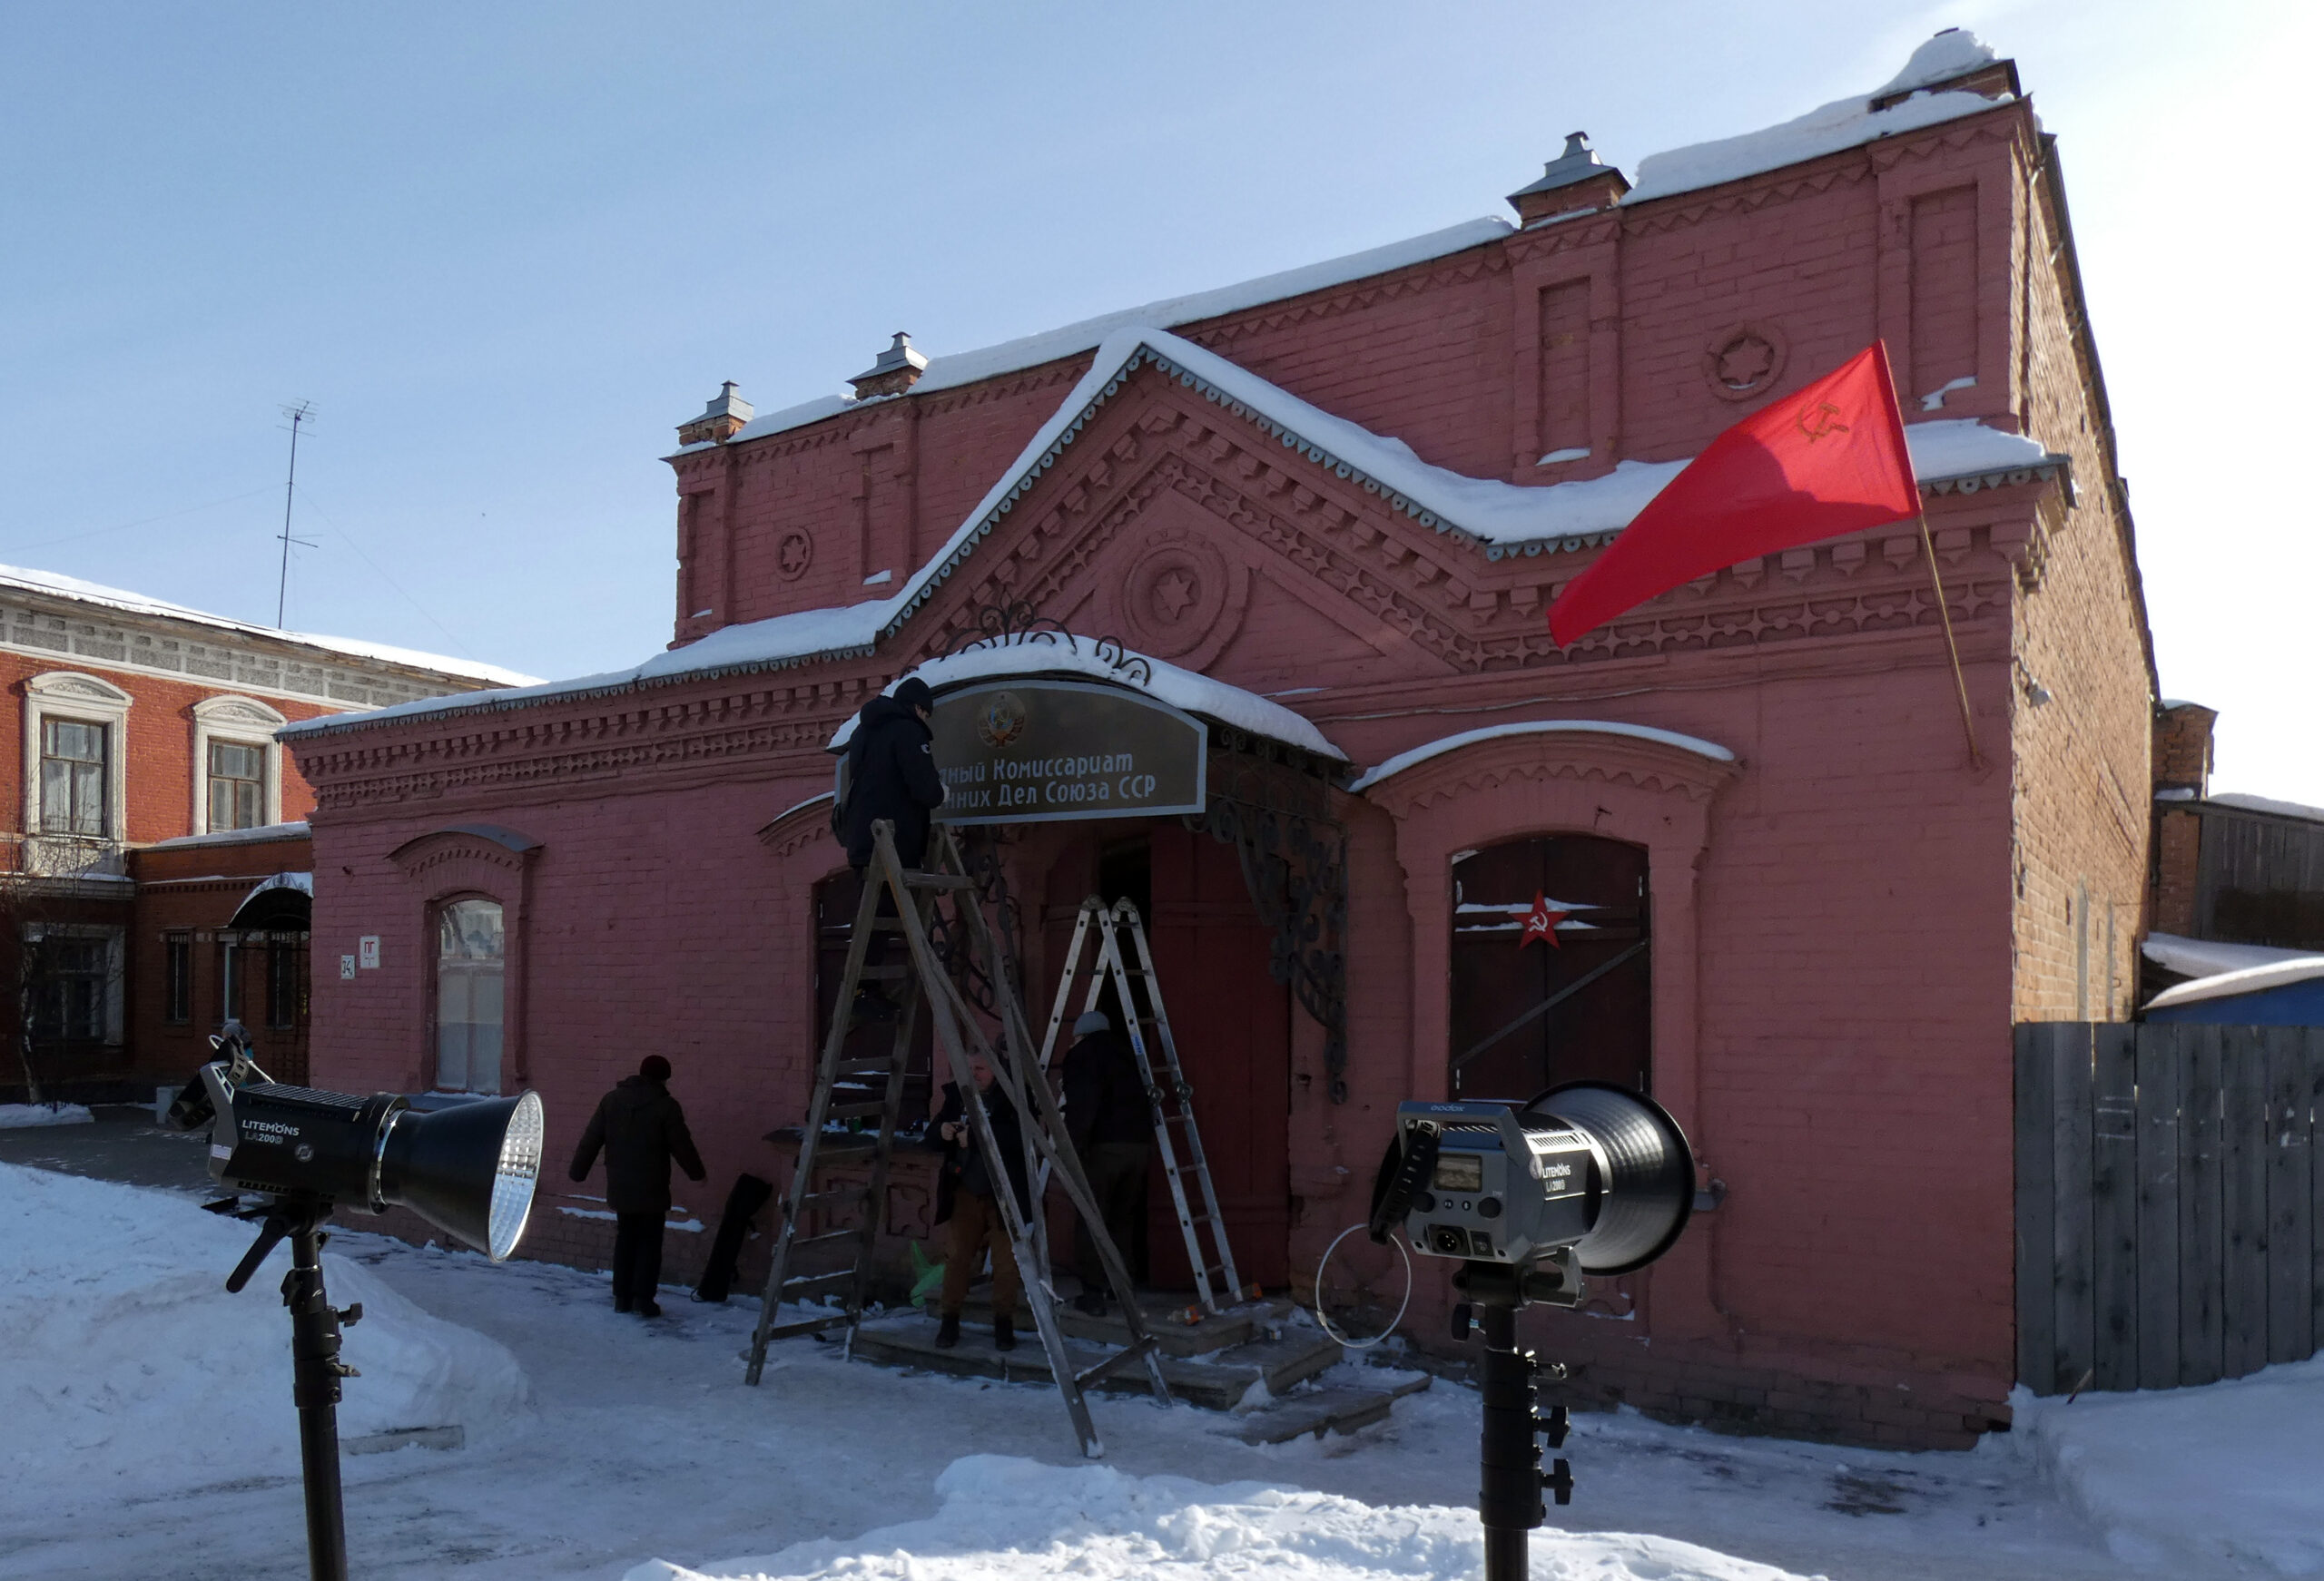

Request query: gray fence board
[
  {"left": 2091, "top": 1024, "right": 2141, "bottom": 1390},
  {"left": 2020, "top": 1020, "right": 2322, "bottom": 1395},
  {"left": 2133, "top": 1027, "right": 2181, "bottom": 1389},
  {"left": 2222, "top": 1031, "right": 2270, "bottom": 1380},
  {"left": 2014, "top": 1023, "right": 2056, "bottom": 1394}
]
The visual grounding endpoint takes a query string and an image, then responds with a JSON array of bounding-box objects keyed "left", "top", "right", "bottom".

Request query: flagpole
[{"left": 1916, "top": 516, "right": 1983, "bottom": 770}]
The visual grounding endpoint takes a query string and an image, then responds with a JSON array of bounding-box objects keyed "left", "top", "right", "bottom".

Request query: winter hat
[
  {"left": 1074, "top": 1010, "right": 1111, "bottom": 1036},
  {"left": 639, "top": 1055, "right": 673, "bottom": 1082},
  {"left": 892, "top": 676, "right": 934, "bottom": 713}
]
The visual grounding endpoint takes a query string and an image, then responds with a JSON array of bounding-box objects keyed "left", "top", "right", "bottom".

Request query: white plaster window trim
[
  {"left": 191, "top": 695, "right": 289, "bottom": 834},
  {"left": 22, "top": 919, "right": 127, "bottom": 1046},
  {"left": 23, "top": 671, "right": 133, "bottom": 849}
]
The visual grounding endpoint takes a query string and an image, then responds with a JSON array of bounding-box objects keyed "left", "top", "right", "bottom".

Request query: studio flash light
[
  {"left": 1366, "top": 1080, "right": 1697, "bottom": 1581},
  {"left": 171, "top": 1025, "right": 547, "bottom": 1581}
]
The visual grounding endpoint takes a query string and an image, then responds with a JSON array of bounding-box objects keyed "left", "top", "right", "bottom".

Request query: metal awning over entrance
[
  {"left": 227, "top": 872, "right": 313, "bottom": 932},
  {"left": 826, "top": 617, "right": 1354, "bottom": 1099}
]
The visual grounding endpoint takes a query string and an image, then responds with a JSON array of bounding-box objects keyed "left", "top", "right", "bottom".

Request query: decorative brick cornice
[
  {"left": 1362, "top": 728, "right": 1740, "bottom": 818},
  {"left": 1186, "top": 248, "right": 1509, "bottom": 349},
  {"left": 388, "top": 823, "right": 540, "bottom": 880},
  {"left": 756, "top": 793, "right": 837, "bottom": 860}
]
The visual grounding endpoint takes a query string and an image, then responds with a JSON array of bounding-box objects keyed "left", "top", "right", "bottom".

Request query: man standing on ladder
[
  {"left": 930, "top": 1054, "right": 1032, "bottom": 1350},
  {"left": 1061, "top": 1008, "right": 1152, "bottom": 1314},
  {"left": 836, "top": 676, "right": 946, "bottom": 1021}
]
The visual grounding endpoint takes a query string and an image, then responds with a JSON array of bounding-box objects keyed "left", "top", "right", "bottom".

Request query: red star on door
[{"left": 1519, "top": 891, "right": 1568, "bottom": 950}]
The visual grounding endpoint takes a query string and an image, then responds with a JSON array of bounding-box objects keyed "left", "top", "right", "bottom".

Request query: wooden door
[
  {"left": 1144, "top": 824, "right": 1293, "bottom": 1291},
  {"left": 1449, "top": 836, "right": 1650, "bottom": 1101}
]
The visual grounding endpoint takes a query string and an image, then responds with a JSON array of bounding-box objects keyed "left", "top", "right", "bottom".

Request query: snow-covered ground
[
  {"left": 0, "top": 1159, "right": 2311, "bottom": 1580},
  {"left": 0, "top": 1103, "right": 93, "bottom": 1129}
]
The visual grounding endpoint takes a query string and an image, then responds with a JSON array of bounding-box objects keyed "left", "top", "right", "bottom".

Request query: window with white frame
[
  {"left": 191, "top": 696, "right": 287, "bottom": 834},
  {"left": 435, "top": 898, "right": 506, "bottom": 1095},
  {"left": 22, "top": 673, "right": 133, "bottom": 845}
]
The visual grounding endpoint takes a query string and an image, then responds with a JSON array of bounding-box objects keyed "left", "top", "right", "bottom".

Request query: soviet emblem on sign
[{"left": 975, "top": 690, "right": 1029, "bottom": 749}]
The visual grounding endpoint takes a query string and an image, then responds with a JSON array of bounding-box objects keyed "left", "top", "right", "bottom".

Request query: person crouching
[{"left": 929, "top": 1055, "right": 1031, "bottom": 1351}]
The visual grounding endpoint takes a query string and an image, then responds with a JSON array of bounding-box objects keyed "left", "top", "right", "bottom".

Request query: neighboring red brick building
[
  {"left": 290, "top": 33, "right": 2157, "bottom": 1447},
  {"left": 0, "top": 564, "right": 530, "bottom": 1104}
]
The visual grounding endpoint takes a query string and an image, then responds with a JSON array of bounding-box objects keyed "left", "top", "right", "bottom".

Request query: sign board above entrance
[{"left": 930, "top": 679, "right": 1206, "bottom": 825}]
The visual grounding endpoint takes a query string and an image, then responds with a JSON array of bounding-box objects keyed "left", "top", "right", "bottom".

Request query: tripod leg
[{"left": 285, "top": 1218, "right": 350, "bottom": 1581}]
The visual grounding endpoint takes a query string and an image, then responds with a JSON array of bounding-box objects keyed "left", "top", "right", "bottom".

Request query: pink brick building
[{"left": 287, "top": 33, "right": 2156, "bottom": 1448}]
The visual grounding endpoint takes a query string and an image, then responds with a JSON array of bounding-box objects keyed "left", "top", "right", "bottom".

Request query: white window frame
[
  {"left": 22, "top": 921, "right": 126, "bottom": 1046},
  {"left": 23, "top": 672, "right": 132, "bottom": 849},
  {"left": 192, "top": 695, "right": 287, "bottom": 834}
]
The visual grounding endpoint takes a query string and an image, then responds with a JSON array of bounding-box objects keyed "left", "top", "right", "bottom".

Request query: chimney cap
[
  {"left": 1510, "top": 133, "right": 1612, "bottom": 198},
  {"left": 850, "top": 331, "right": 931, "bottom": 398},
  {"left": 677, "top": 380, "right": 753, "bottom": 446}
]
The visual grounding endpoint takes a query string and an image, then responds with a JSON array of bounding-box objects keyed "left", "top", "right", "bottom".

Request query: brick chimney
[
  {"left": 677, "top": 381, "right": 753, "bottom": 447},
  {"left": 1507, "top": 133, "right": 1629, "bottom": 226},
  {"left": 849, "top": 332, "right": 930, "bottom": 400},
  {"left": 2153, "top": 701, "right": 2217, "bottom": 799}
]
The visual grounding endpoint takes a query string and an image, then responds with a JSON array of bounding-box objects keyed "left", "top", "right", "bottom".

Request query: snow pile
[
  {"left": 2142, "top": 930, "right": 2320, "bottom": 979},
  {"left": 2014, "top": 1358, "right": 2324, "bottom": 1576},
  {"left": 627, "top": 1454, "right": 1817, "bottom": 1581},
  {"left": 0, "top": 1102, "right": 94, "bottom": 1129},
  {"left": 830, "top": 637, "right": 1346, "bottom": 759},
  {"left": 1625, "top": 34, "right": 2006, "bottom": 206},
  {"left": 2145, "top": 955, "right": 2324, "bottom": 1011},
  {"left": 0, "top": 1162, "right": 528, "bottom": 1497}
]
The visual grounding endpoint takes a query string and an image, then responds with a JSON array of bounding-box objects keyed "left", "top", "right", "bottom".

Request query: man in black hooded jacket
[
  {"left": 836, "top": 675, "right": 946, "bottom": 1018},
  {"left": 569, "top": 1055, "right": 706, "bottom": 1318}
]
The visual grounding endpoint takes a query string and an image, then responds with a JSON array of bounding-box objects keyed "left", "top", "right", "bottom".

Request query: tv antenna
[{"left": 276, "top": 401, "right": 319, "bottom": 628}]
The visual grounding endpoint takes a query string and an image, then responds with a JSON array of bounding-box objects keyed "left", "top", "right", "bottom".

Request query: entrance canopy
[
  {"left": 227, "top": 871, "right": 314, "bottom": 931},
  {"left": 828, "top": 629, "right": 1343, "bottom": 829}
]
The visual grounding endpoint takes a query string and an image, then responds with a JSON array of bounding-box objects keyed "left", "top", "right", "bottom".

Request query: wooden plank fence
[{"left": 2016, "top": 1022, "right": 2324, "bottom": 1395}]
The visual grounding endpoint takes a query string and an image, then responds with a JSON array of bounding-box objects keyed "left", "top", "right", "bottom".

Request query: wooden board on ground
[{"left": 1232, "top": 1374, "right": 1433, "bottom": 1446}]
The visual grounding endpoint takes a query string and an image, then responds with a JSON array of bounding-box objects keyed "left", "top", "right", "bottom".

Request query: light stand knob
[
  {"left": 1534, "top": 1402, "right": 1570, "bottom": 1448},
  {"left": 1543, "top": 1458, "right": 1574, "bottom": 1507}
]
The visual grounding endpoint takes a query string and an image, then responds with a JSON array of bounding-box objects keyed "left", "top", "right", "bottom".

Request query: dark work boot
[
  {"left": 934, "top": 1312, "right": 961, "bottom": 1349},
  {"left": 993, "top": 1315, "right": 1016, "bottom": 1352}
]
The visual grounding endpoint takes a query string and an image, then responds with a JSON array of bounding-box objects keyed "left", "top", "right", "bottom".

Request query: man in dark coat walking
[
  {"left": 569, "top": 1054, "right": 706, "bottom": 1318},
  {"left": 928, "top": 1055, "right": 1031, "bottom": 1350},
  {"left": 835, "top": 675, "right": 947, "bottom": 1020},
  {"left": 1060, "top": 1009, "right": 1154, "bottom": 1313}
]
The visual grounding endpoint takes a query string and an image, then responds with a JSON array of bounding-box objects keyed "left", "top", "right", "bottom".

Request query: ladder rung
[
  {"left": 796, "top": 1187, "right": 869, "bottom": 1207},
  {"left": 903, "top": 872, "right": 975, "bottom": 890},
  {"left": 783, "top": 1268, "right": 856, "bottom": 1288},
  {"left": 1073, "top": 1333, "right": 1158, "bottom": 1390},
  {"left": 855, "top": 965, "right": 911, "bottom": 980},
  {"left": 759, "top": 1313, "right": 853, "bottom": 1342},
  {"left": 791, "top": 1227, "right": 865, "bottom": 1251},
  {"left": 832, "top": 1060, "right": 901, "bottom": 1076},
  {"left": 825, "top": 1102, "right": 889, "bottom": 1120}
]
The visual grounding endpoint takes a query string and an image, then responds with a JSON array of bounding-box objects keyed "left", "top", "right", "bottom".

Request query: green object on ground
[{"left": 909, "top": 1241, "right": 945, "bottom": 1310}]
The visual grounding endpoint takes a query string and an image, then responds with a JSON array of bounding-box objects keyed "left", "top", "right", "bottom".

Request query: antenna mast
[{"left": 276, "top": 401, "right": 318, "bottom": 628}]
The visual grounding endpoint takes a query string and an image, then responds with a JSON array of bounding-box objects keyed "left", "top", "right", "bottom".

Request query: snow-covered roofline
[
  {"left": 825, "top": 635, "right": 1345, "bottom": 761},
  {"left": 0, "top": 564, "right": 537, "bottom": 689},
  {"left": 2145, "top": 956, "right": 2324, "bottom": 1013},
  {"left": 140, "top": 820, "right": 312, "bottom": 851},
  {"left": 290, "top": 325, "right": 2067, "bottom": 743},
  {"left": 1348, "top": 721, "right": 1735, "bottom": 795}
]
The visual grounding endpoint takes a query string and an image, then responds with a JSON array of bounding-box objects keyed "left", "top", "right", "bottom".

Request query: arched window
[
  {"left": 1449, "top": 835, "right": 1650, "bottom": 1100},
  {"left": 435, "top": 898, "right": 506, "bottom": 1094}
]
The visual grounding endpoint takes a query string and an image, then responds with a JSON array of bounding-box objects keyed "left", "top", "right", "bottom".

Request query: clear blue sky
[{"left": 2, "top": 1, "right": 2314, "bottom": 798}]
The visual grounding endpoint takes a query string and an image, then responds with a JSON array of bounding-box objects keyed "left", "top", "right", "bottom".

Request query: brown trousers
[{"left": 940, "top": 1190, "right": 1021, "bottom": 1317}]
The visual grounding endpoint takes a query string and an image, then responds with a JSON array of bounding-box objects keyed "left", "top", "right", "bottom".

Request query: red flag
[
  {"left": 1518, "top": 892, "right": 1567, "bottom": 950},
  {"left": 1548, "top": 343, "right": 1919, "bottom": 647}
]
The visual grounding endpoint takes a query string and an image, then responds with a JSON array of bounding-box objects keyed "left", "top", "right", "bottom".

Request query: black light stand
[
  {"left": 220, "top": 1196, "right": 361, "bottom": 1581},
  {"left": 1452, "top": 1260, "right": 1577, "bottom": 1581}
]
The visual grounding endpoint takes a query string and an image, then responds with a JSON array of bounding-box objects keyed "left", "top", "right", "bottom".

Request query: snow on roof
[
  {"left": 1349, "top": 720, "right": 1735, "bottom": 794},
  {"left": 2142, "top": 931, "right": 2320, "bottom": 980},
  {"left": 2145, "top": 956, "right": 2324, "bottom": 1013},
  {"left": 2208, "top": 792, "right": 2324, "bottom": 825},
  {"left": 1624, "top": 31, "right": 2008, "bottom": 207},
  {"left": 694, "top": 219, "right": 1515, "bottom": 451},
  {"left": 294, "top": 327, "right": 2068, "bottom": 741},
  {"left": 0, "top": 563, "right": 537, "bottom": 688},
  {"left": 825, "top": 635, "right": 1346, "bottom": 761},
  {"left": 140, "top": 820, "right": 312, "bottom": 851}
]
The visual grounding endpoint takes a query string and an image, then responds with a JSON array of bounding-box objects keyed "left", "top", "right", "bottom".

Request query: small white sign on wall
[
  {"left": 358, "top": 936, "right": 380, "bottom": 970},
  {"left": 340, "top": 955, "right": 357, "bottom": 981}
]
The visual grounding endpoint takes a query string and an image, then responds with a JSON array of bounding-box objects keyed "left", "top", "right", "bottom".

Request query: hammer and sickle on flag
[
  {"left": 1796, "top": 402, "right": 1849, "bottom": 442},
  {"left": 1519, "top": 891, "right": 1569, "bottom": 950}
]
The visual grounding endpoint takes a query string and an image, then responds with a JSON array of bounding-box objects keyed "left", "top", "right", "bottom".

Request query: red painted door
[{"left": 1142, "top": 824, "right": 1292, "bottom": 1291}]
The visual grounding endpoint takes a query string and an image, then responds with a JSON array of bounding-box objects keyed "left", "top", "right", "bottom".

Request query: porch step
[{"left": 1232, "top": 1373, "right": 1433, "bottom": 1445}]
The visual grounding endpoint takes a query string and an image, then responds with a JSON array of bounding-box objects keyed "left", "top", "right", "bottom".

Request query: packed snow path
[{"left": 0, "top": 1143, "right": 2289, "bottom": 1579}]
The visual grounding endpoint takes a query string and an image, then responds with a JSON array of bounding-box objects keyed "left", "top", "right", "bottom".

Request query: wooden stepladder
[
  {"left": 743, "top": 820, "right": 1170, "bottom": 1458},
  {"left": 1038, "top": 897, "right": 1247, "bottom": 1317}
]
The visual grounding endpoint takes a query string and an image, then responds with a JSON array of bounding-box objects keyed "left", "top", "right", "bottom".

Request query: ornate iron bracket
[
  {"left": 933, "top": 601, "right": 1153, "bottom": 684},
  {"left": 1187, "top": 728, "right": 1351, "bottom": 1102}
]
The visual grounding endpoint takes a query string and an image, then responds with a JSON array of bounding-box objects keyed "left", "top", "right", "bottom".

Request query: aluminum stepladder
[
  {"left": 743, "top": 820, "right": 1170, "bottom": 1458},
  {"left": 1037, "top": 897, "right": 1248, "bottom": 1317}
]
